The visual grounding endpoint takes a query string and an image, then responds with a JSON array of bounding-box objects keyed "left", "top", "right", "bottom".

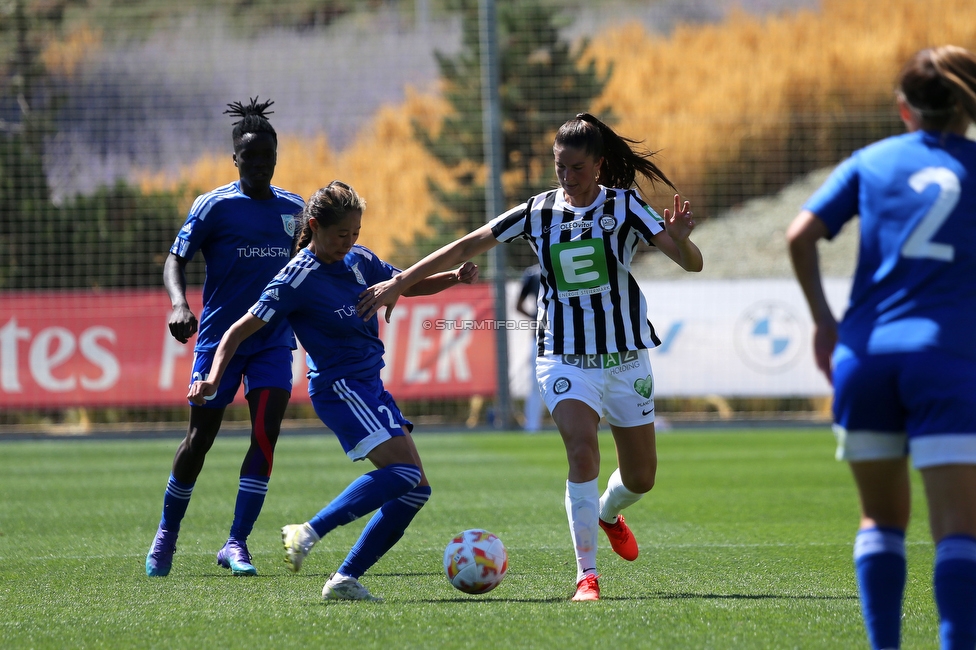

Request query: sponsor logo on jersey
[
  {"left": 180, "top": 222, "right": 193, "bottom": 234},
  {"left": 237, "top": 246, "right": 291, "bottom": 258},
  {"left": 282, "top": 214, "right": 296, "bottom": 238},
  {"left": 543, "top": 220, "right": 594, "bottom": 234},
  {"left": 351, "top": 262, "right": 366, "bottom": 285},
  {"left": 334, "top": 305, "right": 357, "bottom": 319},
  {"left": 553, "top": 377, "right": 571, "bottom": 394},
  {"left": 643, "top": 205, "right": 663, "bottom": 223},
  {"left": 599, "top": 216, "right": 617, "bottom": 231},
  {"left": 550, "top": 240, "right": 611, "bottom": 298},
  {"left": 265, "top": 288, "right": 279, "bottom": 301}
]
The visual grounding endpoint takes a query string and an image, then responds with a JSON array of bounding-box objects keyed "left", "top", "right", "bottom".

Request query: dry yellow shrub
[
  {"left": 139, "top": 89, "right": 456, "bottom": 260},
  {"left": 41, "top": 25, "right": 102, "bottom": 76},
  {"left": 587, "top": 0, "right": 976, "bottom": 204},
  {"left": 141, "top": 0, "right": 976, "bottom": 252}
]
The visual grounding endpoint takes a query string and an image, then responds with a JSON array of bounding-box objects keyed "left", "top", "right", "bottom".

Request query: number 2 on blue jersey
[{"left": 902, "top": 167, "right": 961, "bottom": 262}]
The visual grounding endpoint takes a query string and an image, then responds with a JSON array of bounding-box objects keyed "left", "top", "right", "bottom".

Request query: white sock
[
  {"left": 599, "top": 468, "right": 643, "bottom": 523},
  {"left": 565, "top": 478, "right": 600, "bottom": 583},
  {"left": 302, "top": 522, "right": 321, "bottom": 545}
]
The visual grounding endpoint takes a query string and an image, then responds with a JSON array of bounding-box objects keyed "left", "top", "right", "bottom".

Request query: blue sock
[
  {"left": 934, "top": 535, "right": 976, "bottom": 650},
  {"left": 338, "top": 485, "right": 432, "bottom": 578},
  {"left": 308, "top": 464, "right": 421, "bottom": 538},
  {"left": 160, "top": 474, "right": 194, "bottom": 533},
  {"left": 854, "top": 527, "right": 906, "bottom": 650},
  {"left": 228, "top": 475, "right": 269, "bottom": 542}
]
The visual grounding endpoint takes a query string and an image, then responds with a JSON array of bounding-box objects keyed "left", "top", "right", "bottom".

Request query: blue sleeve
[
  {"left": 169, "top": 198, "right": 215, "bottom": 260},
  {"left": 803, "top": 157, "right": 860, "bottom": 239},
  {"left": 249, "top": 275, "right": 299, "bottom": 329},
  {"left": 367, "top": 255, "right": 400, "bottom": 285}
]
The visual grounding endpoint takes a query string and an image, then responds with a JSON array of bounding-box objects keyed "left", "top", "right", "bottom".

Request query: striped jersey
[
  {"left": 804, "top": 130, "right": 976, "bottom": 360},
  {"left": 170, "top": 182, "right": 304, "bottom": 356},
  {"left": 249, "top": 246, "right": 400, "bottom": 394},
  {"left": 489, "top": 186, "right": 665, "bottom": 356}
]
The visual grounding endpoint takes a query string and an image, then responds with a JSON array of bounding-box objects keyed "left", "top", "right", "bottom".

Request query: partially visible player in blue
[
  {"left": 787, "top": 46, "right": 976, "bottom": 650},
  {"left": 146, "top": 98, "right": 305, "bottom": 578},
  {"left": 188, "top": 181, "right": 478, "bottom": 601}
]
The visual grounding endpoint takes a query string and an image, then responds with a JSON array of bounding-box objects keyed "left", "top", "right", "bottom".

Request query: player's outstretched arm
[
  {"left": 786, "top": 209, "right": 837, "bottom": 382},
  {"left": 651, "top": 194, "right": 703, "bottom": 272},
  {"left": 187, "top": 313, "right": 267, "bottom": 405},
  {"left": 164, "top": 252, "right": 199, "bottom": 344},
  {"left": 358, "top": 225, "right": 498, "bottom": 322},
  {"left": 404, "top": 261, "right": 480, "bottom": 297}
]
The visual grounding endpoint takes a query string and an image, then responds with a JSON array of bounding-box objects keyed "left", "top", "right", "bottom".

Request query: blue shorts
[
  {"left": 190, "top": 346, "right": 293, "bottom": 408},
  {"left": 311, "top": 373, "right": 413, "bottom": 461},
  {"left": 832, "top": 346, "right": 976, "bottom": 469}
]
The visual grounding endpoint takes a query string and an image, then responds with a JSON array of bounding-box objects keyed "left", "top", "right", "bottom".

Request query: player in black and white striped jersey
[
  {"left": 358, "top": 113, "right": 702, "bottom": 601},
  {"left": 493, "top": 177, "right": 673, "bottom": 357}
]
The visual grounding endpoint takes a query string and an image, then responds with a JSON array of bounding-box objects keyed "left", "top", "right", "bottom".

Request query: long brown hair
[{"left": 554, "top": 113, "right": 676, "bottom": 191}]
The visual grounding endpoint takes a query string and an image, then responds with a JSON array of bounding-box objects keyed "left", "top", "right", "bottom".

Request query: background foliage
[{"left": 4, "top": 0, "right": 975, "bottom": 288}]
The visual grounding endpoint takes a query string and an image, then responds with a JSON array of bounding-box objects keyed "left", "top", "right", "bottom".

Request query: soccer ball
[{"left": 443, "top": 529, "right": 508, "bottom": 594}]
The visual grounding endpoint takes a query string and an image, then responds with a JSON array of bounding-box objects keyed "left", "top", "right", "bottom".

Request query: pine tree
[
  {"left": 403, "top": 0, "right": 610, "bottom": 271},
  {"left": 0, "top": 0, "right": 184, "bottom": 290}
]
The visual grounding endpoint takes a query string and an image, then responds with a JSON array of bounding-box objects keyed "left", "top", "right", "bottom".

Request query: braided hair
[
  {"left": 224, "top": 96, "right": 277, "bottom": 149},
  {"left": 294, "top": 181, "right": 367, "bottom": 254},
  {"left": 554, "top": 113, "right": 675, "bottom": 191}
]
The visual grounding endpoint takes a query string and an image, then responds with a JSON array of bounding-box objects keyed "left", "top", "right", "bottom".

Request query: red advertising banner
[{"left": 0, "top": 285, "right": 497, "bottom": 408}]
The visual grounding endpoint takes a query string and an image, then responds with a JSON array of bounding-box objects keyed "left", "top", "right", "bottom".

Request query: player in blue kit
[
  {"left": 146, "top": 98, "right": 305, "bottom": 578},
  {"left": 188, "top": 180, "right": 477, "bottom": 600},
  {"left": 787, "top": 46, "right": 976, "bottom": 650}
]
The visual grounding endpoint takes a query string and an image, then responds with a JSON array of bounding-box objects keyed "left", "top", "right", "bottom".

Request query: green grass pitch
[{"left": 0, "top": 428, "right": 941, "bottom": 649}]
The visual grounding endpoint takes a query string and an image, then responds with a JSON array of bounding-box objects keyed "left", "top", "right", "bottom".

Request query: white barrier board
[{"left": 506, "top": 278, "right": 851, "bottom": 398}]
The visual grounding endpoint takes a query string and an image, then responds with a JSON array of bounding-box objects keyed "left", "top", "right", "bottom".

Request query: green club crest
[{"left": 633, "top": 375, "right": 653, "bottom": 399}]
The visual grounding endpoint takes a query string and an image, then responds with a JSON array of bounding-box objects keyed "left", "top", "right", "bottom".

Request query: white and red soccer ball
[{"left": 443, "top": 529, "right": 508, "bottom": 594}]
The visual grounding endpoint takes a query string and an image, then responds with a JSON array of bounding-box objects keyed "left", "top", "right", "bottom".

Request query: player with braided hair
[{"left": 146, "top": 97, "right": 305, "bottom": 577}]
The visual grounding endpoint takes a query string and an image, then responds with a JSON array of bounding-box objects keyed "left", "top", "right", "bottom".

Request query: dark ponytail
[{"left": 554, "top": 113, "right": 675, "bottom": 191}]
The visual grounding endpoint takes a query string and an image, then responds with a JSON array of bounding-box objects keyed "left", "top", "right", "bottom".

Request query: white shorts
[
  {"left": 536, "top": 350, "right": 655, "bottom": 428},
  {"left": 833, "top": 426, "right": 976, "bottom": 470}
]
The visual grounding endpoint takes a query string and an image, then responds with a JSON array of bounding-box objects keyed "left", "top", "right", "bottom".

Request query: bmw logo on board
[{"left": 733, "top": 301, "right": 805, "bottom": 373}]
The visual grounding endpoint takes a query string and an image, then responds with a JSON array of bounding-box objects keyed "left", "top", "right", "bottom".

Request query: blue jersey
[
  {"left": 805, "top": 130, "right": 976, "bottom": 360},
  {"left": 249, "top": 246, "right": 400, "bottom": 394},
  {"left": 170, "top": 182, "right": 305, "bottom": 356}
]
